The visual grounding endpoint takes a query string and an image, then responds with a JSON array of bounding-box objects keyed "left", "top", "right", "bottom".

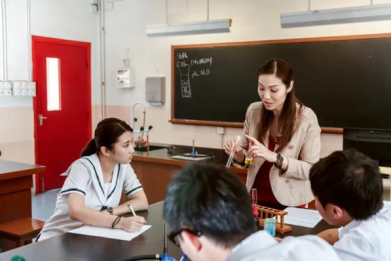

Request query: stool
[{"left": 0, "top": 218, "right": 44, "bottom": 249}]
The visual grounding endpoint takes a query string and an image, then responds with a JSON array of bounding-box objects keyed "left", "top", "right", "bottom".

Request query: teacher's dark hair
[
  {"left": 163, "top": 163, "right": 257, "bottom": 248},
  {"left": 310, "top": 149, "right": 383, "bottom": 220},
  {"left": 81, "top": 118, "right": 133, "bottom": 156},
  {"left": 258, "top": 58, "right": 303, "bottom": 152}
]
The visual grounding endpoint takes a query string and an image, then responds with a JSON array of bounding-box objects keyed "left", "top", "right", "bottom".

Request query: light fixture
[
  {"left": 146, "top": 0, "right": 232, "bottom": 37},
  {"left": 281, "top": 2, "right": 391, "bottom": 28},
  {"left": 146, "top": 19, "right": 232, "bottom": 37}
]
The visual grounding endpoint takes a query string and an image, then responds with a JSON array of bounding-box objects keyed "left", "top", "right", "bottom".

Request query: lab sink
[{"left": 134, "top": 145, "right": 167, "bottom": 152}]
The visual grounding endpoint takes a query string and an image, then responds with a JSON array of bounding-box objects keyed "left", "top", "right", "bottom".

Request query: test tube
[
  {"left": 245, "top": 156, "right": 254, "bottom": 165},
  {"left": 226, "top": 136, "right": 241, "bottom": 167},
  {"left": 264, "top": 218, "right": 276, "bottom": 237},
  {"left": 251, "top": 188, "right": 258, "bottom": 205},
  {"left": 245, "top": 141, "right": 255, "bottom": 165}
]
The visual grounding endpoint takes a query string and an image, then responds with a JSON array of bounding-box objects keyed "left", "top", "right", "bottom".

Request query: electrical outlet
[
  {"left": 217, "top": 127, "right": 225, "bottom": 135},
  {"left": 12, "top": 81, "right": 35, "bottom": 96},
  {"left": 28, "top": 82, "right": 36, "bottom": 96},
  {"left": 0, "top": 81, "right": 13, "bottom": 96},
  {"left": 13, "top": 81, "right": 23, "bottom": 96},
  {"left": 21, "top": 81, "right": 28, "bottom": 96},
  {"left": 4, "top": 87, "right": 12, "bottom": 96}
]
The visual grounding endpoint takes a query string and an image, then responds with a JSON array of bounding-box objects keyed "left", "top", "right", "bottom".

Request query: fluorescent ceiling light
[
  {"left": 146, "top": 19, "right": 232, "bottom": 37},
  {"left": 281, "top": 3, "right": 391, "bottom": 28}
]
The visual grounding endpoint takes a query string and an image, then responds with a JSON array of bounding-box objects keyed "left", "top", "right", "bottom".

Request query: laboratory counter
[{"left": 129, "top": 143, "right": 247, "bottom": 204}]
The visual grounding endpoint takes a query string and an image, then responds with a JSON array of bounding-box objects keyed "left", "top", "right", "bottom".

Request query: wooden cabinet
[
  {"left": 131, "top": 161, "right": 182, "bottom": 204},
  {"left": 0, "top": 161, "right": 46, "bottom": 224},
  {"left": 128, "top": 149, "right": 247, "bottom": 204}
]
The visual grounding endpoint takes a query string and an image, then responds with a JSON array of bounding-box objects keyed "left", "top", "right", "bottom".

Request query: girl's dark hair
[
  {"left": 81, "top": 118, "right": 133, "bottom": 157},
  {"left": 257, "top": 58, "right": 303, "bottom": 152}
]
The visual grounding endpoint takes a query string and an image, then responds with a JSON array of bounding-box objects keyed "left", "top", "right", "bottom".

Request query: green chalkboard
[{"left": 171, "top": 34, "right": 391, "bottom": 132}]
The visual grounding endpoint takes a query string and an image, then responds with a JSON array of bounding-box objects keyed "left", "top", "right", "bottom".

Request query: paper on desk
[
  {"left": 283, "top": 207, "right": 322, "bottom": 228},
  {"left": 69, "top": 225, "right": 151, "bottom": 241}
]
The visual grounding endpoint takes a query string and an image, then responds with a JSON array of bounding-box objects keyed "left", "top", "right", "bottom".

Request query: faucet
[
  {"left": 131, "top": 102, "right": 146, "bottom": 130},
  {"left": 131, "top": 103, "right": 147, "bottom": 147}
]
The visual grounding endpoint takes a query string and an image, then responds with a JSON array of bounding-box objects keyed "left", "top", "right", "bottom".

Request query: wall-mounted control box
[
  {"left": 146, "top": 76, "right": 165, "bottom": 106},
  {"left": 116, "top": 68, "right": 135, "bottom": 88}
]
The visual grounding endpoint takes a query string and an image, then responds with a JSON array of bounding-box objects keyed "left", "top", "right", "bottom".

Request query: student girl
[
  {"left": 37, "top": 118, "right": 148, "bottom": 241},
  {"left": 224, "top": 58, "right": 321, "bottom": 209}
]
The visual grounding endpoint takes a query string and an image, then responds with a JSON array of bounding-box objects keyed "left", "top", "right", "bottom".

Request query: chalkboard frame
[{"left": 170, "top": 33, "right": 391, "bottom": 134}]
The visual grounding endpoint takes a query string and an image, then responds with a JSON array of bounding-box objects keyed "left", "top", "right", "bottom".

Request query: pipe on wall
[
  {"left": 99, "top": 0, "right": 106, "bottom": 119},
  {"left": 1, "top": 0, "right": 8, "bottom": 81},
  {"left": 27, "top": 0, "right": 32, "bottom": 81}
]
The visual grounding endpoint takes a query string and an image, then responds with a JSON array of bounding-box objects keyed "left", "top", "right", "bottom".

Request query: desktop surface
[{"left": 0, "top": 202, "right": 333, "bottom": 261}]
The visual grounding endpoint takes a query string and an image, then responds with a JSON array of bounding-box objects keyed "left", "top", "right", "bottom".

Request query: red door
[{"left": 32, "top": 36, "right": 91, "bottom": 193}]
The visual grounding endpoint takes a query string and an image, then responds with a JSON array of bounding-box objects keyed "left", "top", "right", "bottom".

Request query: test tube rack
[{"left": 256, "top": 205, "right": 292, "bottom": 234}]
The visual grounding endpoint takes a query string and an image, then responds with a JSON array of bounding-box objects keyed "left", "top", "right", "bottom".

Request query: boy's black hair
[
  {"left": 310, "top": 149, "right": 383, "bottom": 220},
  {"left": 163, "top": 163, "right": 257, "bottom": 248}
]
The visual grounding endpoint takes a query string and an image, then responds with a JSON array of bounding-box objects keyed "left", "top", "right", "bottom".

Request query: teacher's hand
[
  {"left": 245, "top": 135, "right": 277, "bottom": 163},
  {"left": 224, "top": 138, "right": 245, "bottom": 163}
]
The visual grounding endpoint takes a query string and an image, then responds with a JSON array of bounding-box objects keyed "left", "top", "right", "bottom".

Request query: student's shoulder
[
  {"left": 360, "top": 206, "right": 391, "bottom": 230},
  {"left": 68, "top": 155, "right": 97, "bottom": 173},
  {"left": 341, "top": 215, "right": 386, "bottom": 243},
  {"left": 60, "top": 158, "right": 93, "bottom": 181},
  {"left": 75, "top": 156, "right": 94, "bottom": 168}
]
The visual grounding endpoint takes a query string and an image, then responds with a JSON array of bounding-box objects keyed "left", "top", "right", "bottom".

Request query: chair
[{"left": 0, "top": 218, "right": 44, "bottom": 250}]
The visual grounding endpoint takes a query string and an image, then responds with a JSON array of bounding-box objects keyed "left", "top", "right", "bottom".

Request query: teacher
[{"left": 224, "top": 58, "right": 321, "bottom": 209}]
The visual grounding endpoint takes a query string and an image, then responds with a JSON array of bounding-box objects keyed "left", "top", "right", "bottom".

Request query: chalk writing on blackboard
[
  {"left": 176, "top": 51, "right": 213, "bottom": 98},
  {"left": 179, "top": 66, "right": 192, "bottom": 98},
  {"left": 191, "top": 69, "right": 211, "bottom": 78},
  {"left": 176, "top": 52, "right": 192, "bottom": 97}
]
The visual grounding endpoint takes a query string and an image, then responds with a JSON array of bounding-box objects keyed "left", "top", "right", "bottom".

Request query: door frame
[{"left": 31, "top": 36, "right": 92, "bottom": 186}]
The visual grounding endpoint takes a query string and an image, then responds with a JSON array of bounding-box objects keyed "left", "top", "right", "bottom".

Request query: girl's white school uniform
[{"left": 38, "top": 154, "right": 143, "bottom": 241}]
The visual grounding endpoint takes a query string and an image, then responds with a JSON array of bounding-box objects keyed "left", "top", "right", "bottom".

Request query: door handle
[{"left": 39, "top": 114, "right": 47, "bottom": 126}]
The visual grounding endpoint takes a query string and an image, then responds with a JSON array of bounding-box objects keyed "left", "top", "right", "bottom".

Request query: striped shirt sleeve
[
  {"left": 60, "top": 161, "right": 90, "bottom": 197},
  {"left": 123, "top": 164, "right": 143, "bottom": 197}
]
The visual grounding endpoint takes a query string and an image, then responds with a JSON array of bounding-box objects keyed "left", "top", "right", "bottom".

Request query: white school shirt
[
  {"left": 334, "top": 202, "right": 391, "bottom": 261},
  {"left": 38, "top": 154, "right": 143, "bottom": 241},
  {"left": 227, "top": 231, "right": 340, "bottom": 261}
]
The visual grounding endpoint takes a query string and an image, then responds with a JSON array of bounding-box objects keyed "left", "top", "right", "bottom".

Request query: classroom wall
[
  {"left": 0, "top": 0, "right": 99, "bottom": 163},
  {"left": 1, "top": 0, "right": 391, "bottom": 163},
  {"left": 102, "top": 0, "right": 391, "bottom": 156}
]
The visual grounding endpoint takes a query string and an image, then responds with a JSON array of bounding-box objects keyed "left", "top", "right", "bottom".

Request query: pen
[
  {"left": 127, "top": 203, "right": 137, "bottom": 217},
  {"left": 163, "top": 223, "right": 168, "bottom": 255}
]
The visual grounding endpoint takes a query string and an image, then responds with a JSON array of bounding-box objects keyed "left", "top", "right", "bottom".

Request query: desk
[
  {"left": 0, "top": 160, "right": 46, "bottom": 224},
  {"left": 0, "top": 202, "right": 333, "bottom": 261}
]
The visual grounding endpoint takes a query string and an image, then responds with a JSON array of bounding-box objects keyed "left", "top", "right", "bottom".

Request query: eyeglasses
[{"left": 167, "top": 228, "right": 202, "bottom": 246}]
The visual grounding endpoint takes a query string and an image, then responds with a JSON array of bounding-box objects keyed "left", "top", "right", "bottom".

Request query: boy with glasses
[{"left": 163, "top": 163, "right": 340, "bottom": 261}]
